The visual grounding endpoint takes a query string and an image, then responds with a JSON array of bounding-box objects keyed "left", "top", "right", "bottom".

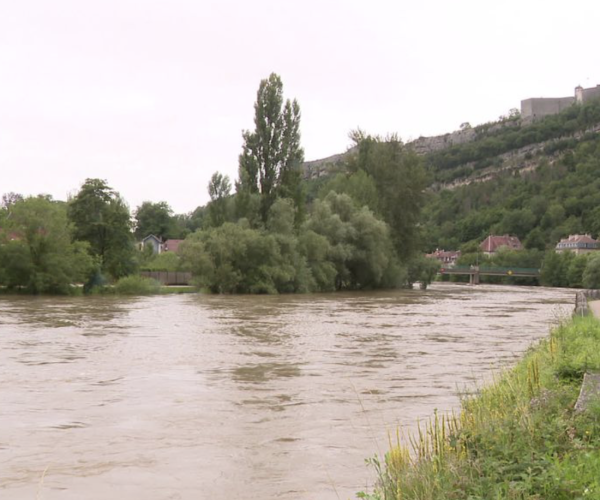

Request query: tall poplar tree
[{"left": 237, "top": 73, "right": 304, "bottom": 224}]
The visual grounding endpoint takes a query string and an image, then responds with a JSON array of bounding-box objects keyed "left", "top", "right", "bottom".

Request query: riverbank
[{"left": 361, "top": 312, "right": 600, "bottom": 498}]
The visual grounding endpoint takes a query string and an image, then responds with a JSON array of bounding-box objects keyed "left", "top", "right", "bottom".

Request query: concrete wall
[{"left": 521, "top": 96, "right": 575, "bottom": 120}]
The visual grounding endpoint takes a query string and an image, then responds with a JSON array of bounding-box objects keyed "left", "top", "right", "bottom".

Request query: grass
[
  {"left": 86, "top": 277, "right": 198, "bottom": 296},
  {"left": 359, "top": 315, "right": 600, "bottom": 500},
  {"left": 113, "top": 275, "right": 162, "bottom": 295},
  {"left": 159, "top": 285, "right": 198, "bottom": 294}
]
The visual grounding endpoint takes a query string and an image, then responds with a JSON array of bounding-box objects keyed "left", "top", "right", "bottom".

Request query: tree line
[{"left": 0, "top": 73, "right": 435, "bottom": 294}]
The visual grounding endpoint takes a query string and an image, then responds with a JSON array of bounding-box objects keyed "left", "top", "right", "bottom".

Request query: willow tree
[{"left": 237, "top": 73, "right": 304, "bottom": 224}]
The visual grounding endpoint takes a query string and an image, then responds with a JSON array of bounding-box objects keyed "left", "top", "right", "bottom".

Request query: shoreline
[{"left": 361, "top": 292, "right": 600, "bottom": 499}]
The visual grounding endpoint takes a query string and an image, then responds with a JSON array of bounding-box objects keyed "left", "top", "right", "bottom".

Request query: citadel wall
[
  {"left": 521, "top": 84, "right": 600, "bottom": 121},
  {"left": 521, "top": 96, "right": 575, "bottom": 121},
  {"left": 578, "top": 84, "right": 600, "bottom": 104}
]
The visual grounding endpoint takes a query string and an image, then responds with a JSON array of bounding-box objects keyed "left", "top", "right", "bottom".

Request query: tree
[
  {"left": 134, "top": 201, "right": 176, "bottom": 240},
  {"left": 237, "top": 73, "right": 305, "bottom": 223},
  {"left": 346, "top": 132, "right": 429, "bottom": 261},
  {"left": 180, "top": 222, "right": 306, "bottom": 294},
  {"left": 0, "top": 197, "right": 93, "bottom": 293},
  {"left": 540, "top": 251, "right": 573, "bottom": 288},
  {"left": 318, "top": 170, "right": 380, "bottom": 213},
  {"left": 306, "top": 192, "right": 403, "bottom": 290},
  {"left": 68, "top": 179, "right": 136, "bottom": 279},
  {"left": 206, "top": 172, "right": 233, "bottom": 228},
  {"left": 583, "top": 254, "right": 600, "bottom": 289},
  {"left": 407, "top": 256, "right": 440, "bottom": 290},
  {"left": 1, "top": 192, "right": 23, "bottom": 209}
]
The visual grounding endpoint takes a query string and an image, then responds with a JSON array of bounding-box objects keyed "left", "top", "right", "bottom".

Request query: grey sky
[{"left": 1, "top": 0, "right": 599, "bottom": 214}]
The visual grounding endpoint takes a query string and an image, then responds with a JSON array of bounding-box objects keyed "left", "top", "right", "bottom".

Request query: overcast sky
[{"left": 1, "top": 0, "right": 599, "bottom": 213}]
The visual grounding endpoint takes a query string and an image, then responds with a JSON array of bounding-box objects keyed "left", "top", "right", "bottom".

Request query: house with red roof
[
  {"left": 426, "top": 249, "right": 461, "bottom": 267},
  {"left": 163, "top": 239, "right": 183, "bottom": 253},
  {"left": 555, "top": 234, "right": 599, "bottom": 255},
  {"left": 480, "top": 235, "right": 523, "bottom": 256},
  {"left": 140, "top": 235, "right": 184, "bottom": 254}
]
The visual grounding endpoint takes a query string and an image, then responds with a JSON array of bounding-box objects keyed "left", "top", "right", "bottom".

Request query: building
[
  {"left": 140, "top": 235, "right": 184, "bottom": 254},
  {"left": 140, "top": 234, "right": 162, "bottom": 254},
  {"left": 521, "top": 84, "right": 600, "bottom": 121},
  {"left": 426, "top": 249, "right": 461, "bottom": 267},
  {"left": 555, "top": 234, "right": 600, "bottom": 255},
  {"left": 480, "top": 235, "right": 523, "bottom": 256},
  {"left": 163, "top": 239, "right": 183, "bottom": 253}
]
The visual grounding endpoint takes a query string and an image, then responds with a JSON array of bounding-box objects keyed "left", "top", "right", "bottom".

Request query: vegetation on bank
[
  {"left": 359, "top": 315, "right": 600, "bottom": 499},
  {"left": 0, "top": 73, "right": 436, "bottom": 295},
  {"left": 3, "top": 75, "right": 600, "bottom": 295},
  {"left": 423, "top": 104, "right": 600, "bottom": 258}
]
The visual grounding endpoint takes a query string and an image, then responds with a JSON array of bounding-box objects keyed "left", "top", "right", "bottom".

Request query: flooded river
[{"left": 0, "top": 284, "right": 574, "bottom": 499}]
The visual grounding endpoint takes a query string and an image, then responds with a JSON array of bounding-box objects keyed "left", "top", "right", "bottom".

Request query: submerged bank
[{"left": 361, "top": 313, "right": 600, "bottom": 499}]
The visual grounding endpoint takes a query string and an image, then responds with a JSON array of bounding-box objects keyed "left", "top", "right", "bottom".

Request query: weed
[{"left": 362, "top": 316, "right": 600, "bottom": 499}]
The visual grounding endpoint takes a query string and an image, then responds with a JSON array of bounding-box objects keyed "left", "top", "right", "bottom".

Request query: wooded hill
[
  {"left": 309, "top": 98, "right": 600, "bottom": 255},
  {"left": 421, "top": 99, "right": 600, "bottom": 254}
]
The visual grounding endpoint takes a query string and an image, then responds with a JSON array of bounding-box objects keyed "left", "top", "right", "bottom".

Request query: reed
[{"left": 359, "top": 315, "right": 600, "bottom": 499}]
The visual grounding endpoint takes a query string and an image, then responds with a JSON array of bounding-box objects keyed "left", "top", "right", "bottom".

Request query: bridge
[{"left": 439, "top": 266, "right": 540, "bottom": 285}]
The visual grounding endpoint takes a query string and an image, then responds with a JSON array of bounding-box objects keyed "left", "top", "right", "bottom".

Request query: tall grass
[
  {"left": 360, "top": 316, "right": 600, "bottom": 499},
  {"left": 113, "top": 275, "right": 161, "bottom": 295}
]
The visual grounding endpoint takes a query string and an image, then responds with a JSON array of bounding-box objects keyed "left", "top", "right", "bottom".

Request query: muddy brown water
[{"left": 0, "top": 284, "right": 574, "bottom": 499}]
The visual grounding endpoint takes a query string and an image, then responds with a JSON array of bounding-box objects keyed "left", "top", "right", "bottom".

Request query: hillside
[
  {"left": 421, "top": 98, "right": 600, "bottom": 253},
  {"left": 304, "top": 98, "right": 600, "bottom": 255}
]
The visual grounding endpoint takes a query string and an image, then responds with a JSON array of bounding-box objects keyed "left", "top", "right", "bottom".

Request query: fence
[{"left": 140, "top": 271, "right": 192, "bottom": 286}]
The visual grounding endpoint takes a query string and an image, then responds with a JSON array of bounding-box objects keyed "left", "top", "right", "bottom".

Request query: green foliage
[
  {"left": 140, "top": 251, "right": 181, "bottom": 272},
  {"left": 427, "top": 98, "right": 600, "bottom": 183},
  {"left": 180, "top": 222, "right": 308, "bottom": 294},
  {"left": 306, "top": 192, "right": 404, "bottom": 290},
  {"left": 68, "top": 179, "right": 137, "bottom": 279},
  {"left": 422, "top": 129, "right": 600, "bottom": 283},
  {"left": 406, "top": 256, "right": 440, "bottom": 289},
  {"left": 206, "top": 172, "right": 233, "bottom": 228},
  {"left": 362, "top": 316, "right": 600, "bottom": 499},
  {"left": 554, "top": 316, "right": 600, "bottom": 377},
  {"left": 134, "top": 201, "right": 179, "bottom": 239},
  {"left": 113, "top": 275, "right": 161, "bottom": 295},
  {"left": 237, "top": 73, "right": 305, "bottom": 224},
  {"left": 346, "top": 133, "right": 429, "bottom": 261},
  {"left": 297, "top": 229, "right": 337, "bottom": 292},
  {"left": 583, "top": 254, "right": 600, "bottom": 289},
  {"left": 0, "top": 197, "right": 94, "bottom": 294},
  {"left": 540, "top": 251, "right": 597, "bottom": 289},
  {"left": 179, "top": 192, "right": 406, "bottom": 294},
  {"left": 318, "top": 170, "right": 380, "bottom": 212}
]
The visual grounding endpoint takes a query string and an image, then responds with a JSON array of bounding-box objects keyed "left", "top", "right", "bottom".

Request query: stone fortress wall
[
  {"left": 303, "top": 83, "right": 600, "bottom": 179},
  {"left": 521, "top": 84, "right": 600, "bottom": 121}
]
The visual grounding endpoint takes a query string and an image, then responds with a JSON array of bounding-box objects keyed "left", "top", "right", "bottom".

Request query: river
[{"left": 0, "top": 284, "right": 574, "bottom": 499}]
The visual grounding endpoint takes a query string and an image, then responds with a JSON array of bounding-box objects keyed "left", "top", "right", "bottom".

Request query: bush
[{"left": 113, "top": 275, "right": 161, "bottom": 295}]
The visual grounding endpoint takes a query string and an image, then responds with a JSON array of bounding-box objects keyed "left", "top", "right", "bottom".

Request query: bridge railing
[
  {"left": 440, "top": 266, "right": 540, "bottom": 275},
  {"left": 479, "top": 267, "right": 540, "bottom": 274}
]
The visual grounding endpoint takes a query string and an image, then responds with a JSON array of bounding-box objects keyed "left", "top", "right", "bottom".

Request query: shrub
[{"left": 113, "top": 275, "right": 161, "bottom": 295}]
